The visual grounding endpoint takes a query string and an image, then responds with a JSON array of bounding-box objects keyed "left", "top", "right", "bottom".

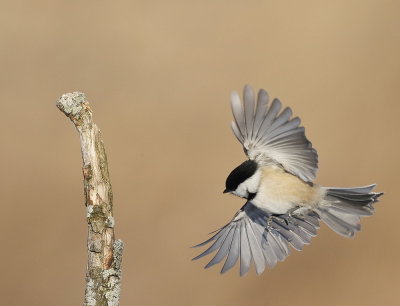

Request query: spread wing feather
[
  {"left": 230, "top": 85, "right": 318, "bottom": 182},
  {"left": 193, "top": 203, "right": 320, "bottom": 275}
]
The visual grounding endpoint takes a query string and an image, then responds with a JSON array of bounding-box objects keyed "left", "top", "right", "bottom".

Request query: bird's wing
[
  {"left": 192, "top": 202, "right": 320, "bottom": 275},
  {"left": 230, "top": 85, "right": 318, "bottom": 182}
]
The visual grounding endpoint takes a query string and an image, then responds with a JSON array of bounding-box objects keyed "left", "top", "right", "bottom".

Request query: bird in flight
[{"left": 193, "top": 85, "right": 383, "bottom": 276}]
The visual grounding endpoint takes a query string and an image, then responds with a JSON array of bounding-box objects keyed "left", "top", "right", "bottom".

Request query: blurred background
[{"left": 1, "top": 1, "right": 399, "bottom": 305}]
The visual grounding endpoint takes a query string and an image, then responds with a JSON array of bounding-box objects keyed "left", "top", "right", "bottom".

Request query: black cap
[{"left": 225, "top": 160, "right": 258, "bottom": 192}]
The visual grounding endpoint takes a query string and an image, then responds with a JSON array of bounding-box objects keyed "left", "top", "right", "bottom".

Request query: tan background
[{"left": 1, "top": 1, "right": 399, "bottom": 305}]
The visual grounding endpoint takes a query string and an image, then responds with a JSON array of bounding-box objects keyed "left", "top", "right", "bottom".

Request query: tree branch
[{"left": 57, "top": 92, "right": 123, "bottom": 306}]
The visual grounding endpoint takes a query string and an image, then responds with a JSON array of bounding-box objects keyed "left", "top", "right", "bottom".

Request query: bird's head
[{"left": 224, "top": 159, "right": 260, "bottom": 200}]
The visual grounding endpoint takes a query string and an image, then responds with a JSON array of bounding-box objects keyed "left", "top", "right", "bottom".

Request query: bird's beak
[{"left": 223, "top": 189, "right": 230, "bottom": 194}]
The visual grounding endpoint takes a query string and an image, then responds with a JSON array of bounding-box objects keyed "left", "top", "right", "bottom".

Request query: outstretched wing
[
  {"left": 230, "top": 85, "right": 318, "bottom": 182},
  {"left": 192, "top": 203, "right": 320, "bottom": 276}
]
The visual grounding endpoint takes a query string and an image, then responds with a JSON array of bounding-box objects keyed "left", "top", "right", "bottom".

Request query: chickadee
[{"left": 193, "top": 85, "right": 383, "bottom": 276}]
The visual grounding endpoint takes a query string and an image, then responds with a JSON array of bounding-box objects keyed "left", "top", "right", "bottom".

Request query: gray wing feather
[
  {"left": 192, "top": 224, "right": 232, "bottom": 260},
  {"left": 282, "top": 216, "right": 313, "bottom": 244},
  {"left": 230, "top": 85, "right": 318, "bottom": 182},
  {"left": 292, "top": 216, "right": 318, "bottom": 236},
  {"left": 231, "top": 92, "right": 246, "bottom": 139},
  {"left": 239, "top": 221, "right": 252, "bottom": 276},
  {"left": 270, "top": 228, "right": 291, "bottom": 257},
  {"left": 255, "top": 99, "right": 282, "bottom": 142},
  {"left": 192, "top": 224, "right": 229, "bottom": 248},
  {"left": 246, "top": 204, "right": 279, "bottom": 268},
  {"left": 231, "top": 121, "right": 244, "bottom": 143},
  {"left": 244, "top": 218, "right": 266, "bottom": 275},
  {"left": 270, "top": 107, "right": 292, "bottom": 131},
  {"left": 193, "top": 203, "right": 320, "bottom": 275},
  {"left": 253, "top": 89, "right": 269, "bottom": 138},
  {"left": 243, "top": 85, "right": 256, "bottom": 140},
  {"left": 221, "top": 223, "right": 241, "bottom": 273},
  {"left": 268, "top": 117, "right": 301, "bottom": 140},
  {"left": 269, "top": 217, "right": 305, "bottom": 251},
  {"left": 260, "top": 232, "right": 278, "bottom": 268},
  {"left": 300, "top": 211, "right": 320, "bottom": 228},
  {"left": 265, "top": 231, "right": 289, "bottom": 261},
  {"left": 205, "top": 225, "right": 235, "bottom": 269}
]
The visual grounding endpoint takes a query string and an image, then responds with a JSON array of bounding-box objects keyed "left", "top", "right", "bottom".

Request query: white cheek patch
[
  {"left": 246, "top": 170, "right": 261, "bottom": 193},
  {"left": 234, "top": 184, "right": 248, "bottom": 198},
  {"left": 235, "top": 170, "right": 261, "bottom": 198}
]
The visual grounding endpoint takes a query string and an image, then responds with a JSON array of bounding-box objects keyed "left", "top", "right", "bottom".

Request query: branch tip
[{"left": 56, "top": 91, "right": 86, "bottom": 117}]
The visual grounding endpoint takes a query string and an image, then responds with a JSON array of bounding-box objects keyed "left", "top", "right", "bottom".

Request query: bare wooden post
[{"left": 57, "top": 92, "right": 123, "bottom": 306}]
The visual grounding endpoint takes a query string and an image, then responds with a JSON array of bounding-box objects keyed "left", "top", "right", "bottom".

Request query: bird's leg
[
  {"left": 267, "top": 207, "right": 311, "bottom": 230},
  {"left": 267, "top": 215, "right": 286, "bottom": 231},
  {"left": 266, "top": 215, "right": 277, "bottom": 230}
]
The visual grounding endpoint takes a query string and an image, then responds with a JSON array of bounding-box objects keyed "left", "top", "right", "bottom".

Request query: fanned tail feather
[{"left": 316, "top": 184, "right": 383, "bottom": 237}]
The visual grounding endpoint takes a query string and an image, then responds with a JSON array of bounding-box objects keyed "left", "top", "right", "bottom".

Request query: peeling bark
[{"left": 57, "top": 92, "right": 123, "bottom": 306}]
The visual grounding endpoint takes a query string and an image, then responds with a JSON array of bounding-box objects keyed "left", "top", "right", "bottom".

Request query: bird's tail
[{"left": 315, "top": 184, "right": 383, "bottom": 237}]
